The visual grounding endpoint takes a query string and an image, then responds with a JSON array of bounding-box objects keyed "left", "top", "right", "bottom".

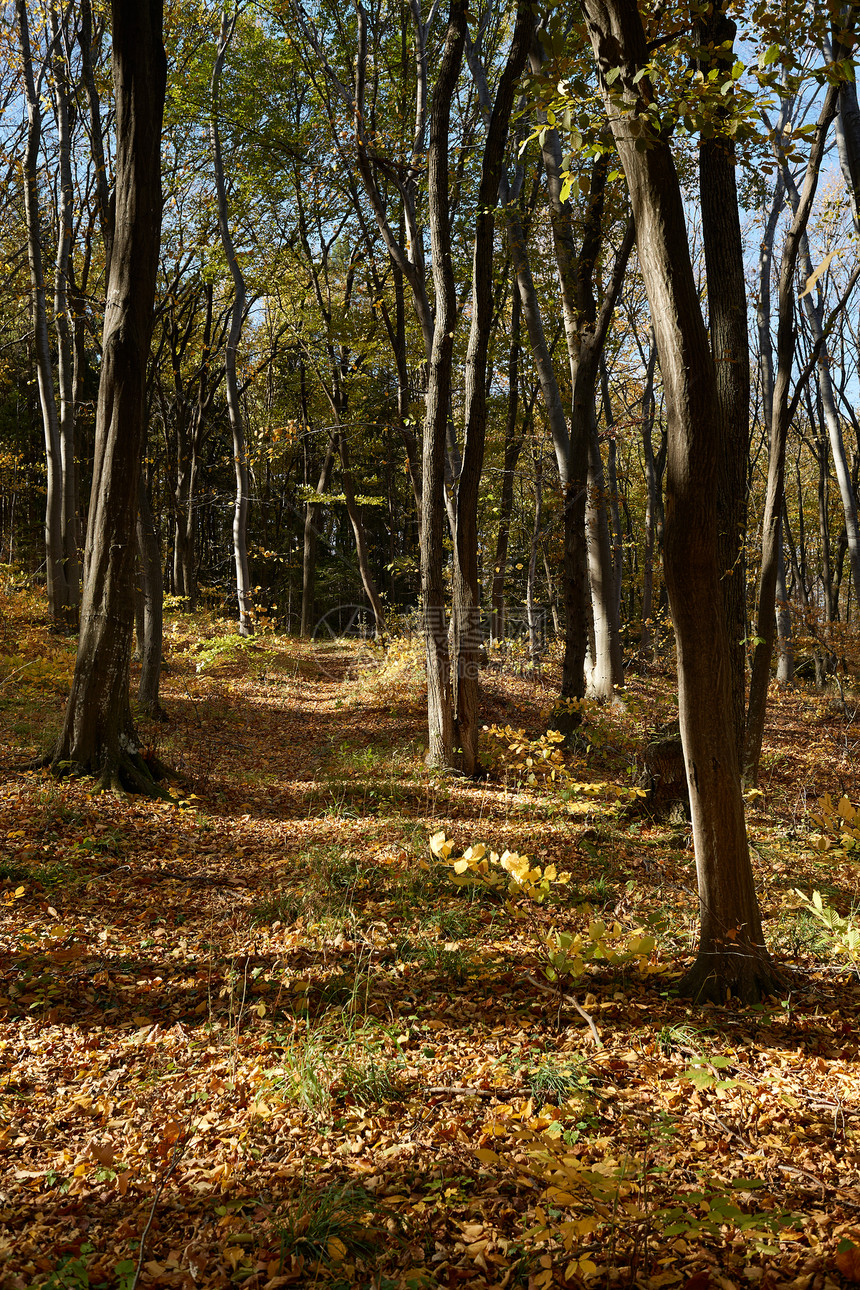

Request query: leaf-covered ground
[{"left": 1, "top": 586, "right": 860, "bottom": 1290}]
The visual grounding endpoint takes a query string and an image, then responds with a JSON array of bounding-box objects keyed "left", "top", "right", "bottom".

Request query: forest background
[{"left": 2, "top": 0, "right": 860, "bottom": 1287}]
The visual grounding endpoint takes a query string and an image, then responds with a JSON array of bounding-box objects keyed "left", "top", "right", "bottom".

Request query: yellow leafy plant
[
  {"left": 808, "top": 793, "right": 860, "bottom": 854},
  {"left": 483, "top": 724, "right": 574, "bottom": 788},
  {"left": 544, "top": 921, "right": 657, "bottom": 985},
  {"left": 791, "top": 889, "right": 860, "bottom": 972},
  {"left": 429, "top": 830, "right": 569, "bottom": 903}
]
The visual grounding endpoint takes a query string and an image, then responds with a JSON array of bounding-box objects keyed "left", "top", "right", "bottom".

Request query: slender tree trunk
[
  {"left": 491, "top": 291, "right": 525, "bottom": 641},
  {"left": 79, "top": 0, "right": 114, "bottom": 279},
  {"left": 776, "top": 504, "right": 794, "bottom": 686},
  {"left": 638, "top": 342, "right": 660, "bottom": 659},
  {"left": 533, "top": 106, "right": 633, "bottom": 704},
  {"left": 301, "top": 439, "right": 335, "bottom": 637},
  {"left": 527, "top": 441, "right": 543, "bottom": 667},
  {"left": 452, "top": 0, "right": 533, "bottom": 774},
  {"left": 211, "top": 9, "right": 253, "bottom": 636},
  {"left": 585, "top": 381, "right": 622, "bottom": 698},
  {"left": 136, "top": 474, "right": 165, "bottom": 718},
  {"left": 52, "top": 0, "right": 167, "bottom": 793},
  {"left": 49, "top": 2, "right": 81, "bottom": 625},
  {"left": 15, "top": 0, "right": 73, "bottom": 629},
  {"left": 601, "top": 359, "right": 625, "bottom": 630},
  {"left": 421, "top": 0, "right": 465, "bottom": 767},
  {"left": 583, "top": 0, "right": 779, "bottom": 1003},
  {"left": 744, "top": 85, "right": 838, "bottom": 784},
  {"left": 338, "top": 431, "right": 386, "bottom": 635},
  {"left": 757, "top": 172, "right": 794, "bottom": 686}
]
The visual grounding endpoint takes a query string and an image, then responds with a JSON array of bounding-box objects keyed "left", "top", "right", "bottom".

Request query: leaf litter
[{"left": 0, "top": 589, "right": 859, "bottom": 1289}]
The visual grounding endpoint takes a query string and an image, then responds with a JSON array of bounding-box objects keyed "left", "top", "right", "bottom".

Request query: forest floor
[{"left": 1, "top": 584, "right": 860, "bottom": 1290}]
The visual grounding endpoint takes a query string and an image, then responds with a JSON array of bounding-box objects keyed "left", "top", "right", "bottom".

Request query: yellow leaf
[
  {"left": 327, "top": 1237, "right": 347, "bottom": 1262},
  {"left": 452, "top": 859, "right": 469, "bottom": 875},
  {"left": 475, "top": 1149, "right": 500, "bottom": 1164},
  {"left": 800, "top": 247, "right": 841, "bottom": 298},
  {"left": 545, "top": 1187, "right": 579, "bottom": 1205}
]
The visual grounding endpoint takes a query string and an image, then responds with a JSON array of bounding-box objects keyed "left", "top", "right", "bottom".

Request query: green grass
[{"left": 272, "top": 1181, "right": 379, "bottom": 1268}]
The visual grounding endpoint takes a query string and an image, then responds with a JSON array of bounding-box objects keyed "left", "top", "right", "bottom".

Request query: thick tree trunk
[
  {"left": 212, "top": 9, "right": 254, "bottom": 637},
  {"left": 421, "top": 0, "right": 465, "bottom": 768},
  {"left": 583, "top": 0, "right": 779, "bottom": 1003},
  {"left": 744, "top": 85, "right": 838, "bottom": 785},
  {"left": 52, "top": 0, "right": 167, "bottom": 793},
  {"left": 697, "top": 2, "right": 749, "bottom": 760}
]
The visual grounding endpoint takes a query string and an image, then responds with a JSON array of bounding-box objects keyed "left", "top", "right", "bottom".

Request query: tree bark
[
  {"left": 452, "top": 0, "right": 533, "bottom": 774},
  {"left": 744, "top": 85, "right": 838, "bottom": 785},
  {"left": 582, "top": 0, "right": 779, "bottom": 1002},
  {"left": 337, "top": 432, "right": 386, "bottom": 636},
  {"left": 421, "top": 0, "right": 465, "bottom": 767},
  {"left": 49, "top": 1, "right": 81, "bottom": 625},
  {"left": 52, "top": 0, "right": 167, "bottom": 793},
  {"left": 15, "top": 0, "right": 74, "bottom": 630},
  {"left": 490, "top": 291, "right": 526, "bottom": 641},
  {"left": 697, "top": 2, "right": 749, "bottom": 760},
  {"left": 136, "top": 473, "right": 166, "bottom": 718},
  {"left": 301, "top": 438, "right": 335, "bottom": 637},
  {"left": 212, "top": 8, "right": 254, "bottom": 636}
]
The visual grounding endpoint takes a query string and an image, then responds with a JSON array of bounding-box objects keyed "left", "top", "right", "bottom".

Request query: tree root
[
  {"left": 678, "top": 948, "right": 787, "bottom": 1006},
  {"left": 139, "top": 700, "right": 169, "bottom": 723},
  {"left": 50, "top": 749, "right": 174, "bottom": 800}
]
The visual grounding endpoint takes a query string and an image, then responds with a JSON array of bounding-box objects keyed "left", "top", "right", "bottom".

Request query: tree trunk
[
  {"left": 421, "top": 0, "right": 465, "bottom": 768},
  {"left": 744, "top": 85, "right": 838, "bottom": 785},
  {"left": 490, "top": 291, "right": 525, "bottom": 642},
  {"left": 52, "top": 0, "right": 167, "bottom": 793},
  {"left": 582, "top": 0, "right": 779, "bottom": 1003},
  {"left": 776, "top": 514, "right": 794, "bottom": 686},
  {"left": 136, "top": 473, "right": 166, "bottom": 718},
  {"left": 637, "top": 341, "right": 661, "bottom": 660},
  {"left": 15, "top": 0, "right": 74, "bottom": 630},
  {"left": 301, "top": 438, "right": 335, "bottom": 637},
  {"left": 49, "top": 1, "right": 81, "bottom": 626},
  {"left": 527, "top": 441, "right": 544, "bottom": 667},
  {"left": 585, "top": 383, "right": 622, "bottom": 699},
  {"left": 452, "top": 0, "right": 533, "bottom": 775},
  {"left": 338, "top": 432, "right": 386, "bottom": 636},
  {"left": 757, "top": 172, "right": 794, "bottom": 687},
  {"left": 532, "top": 103, "right": 632, "bottom": 706},
  {"left": 601, "top": 359, "right": 625, "bottom": 630},
  {"left": 697, "top": 1, "right": 750, "bottom": 760},
  {"left": 211, "top": 9, "right": 254, "bottom": 637}
]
